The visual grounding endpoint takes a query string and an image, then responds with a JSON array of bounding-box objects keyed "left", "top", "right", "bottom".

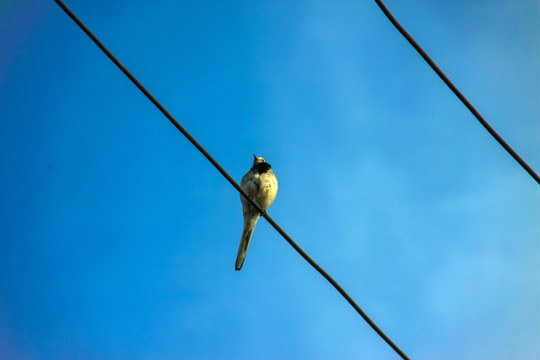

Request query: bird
[{"left": 235, "top": 154, "right": 278, "bottom": 270}]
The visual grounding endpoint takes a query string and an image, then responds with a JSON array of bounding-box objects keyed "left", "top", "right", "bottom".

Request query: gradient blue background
[{"left": 1, "top": 0, "right": 539, "bottom": 359}]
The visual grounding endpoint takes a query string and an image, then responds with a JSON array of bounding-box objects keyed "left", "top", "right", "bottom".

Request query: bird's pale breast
[{"left": 254, "top": 171, "right": 278, "bottom": 210}]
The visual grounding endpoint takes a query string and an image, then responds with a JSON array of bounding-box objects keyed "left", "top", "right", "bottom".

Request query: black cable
[
  {"left": 374, "top": 0, "right": 540, "bottom": 186},
  {"left": 54, "top": 0, "right": 410, "bottom": 359}
]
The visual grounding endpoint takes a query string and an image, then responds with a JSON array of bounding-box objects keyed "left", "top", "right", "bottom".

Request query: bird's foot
[{"left": 260, "top": 209, "right": 267, "bottom": 217}]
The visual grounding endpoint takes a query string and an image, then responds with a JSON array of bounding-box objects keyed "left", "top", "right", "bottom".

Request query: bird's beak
[{"left": 253, "top": 154, "right": 257, "bottom": 160}]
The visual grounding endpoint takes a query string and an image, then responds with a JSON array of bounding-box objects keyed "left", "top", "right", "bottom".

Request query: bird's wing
[
  {"left": 240, "top": 171, "right": 259, "bottom": 197},
  {"left": 240, "top": 170, "right": 260, "bottom": 212}
]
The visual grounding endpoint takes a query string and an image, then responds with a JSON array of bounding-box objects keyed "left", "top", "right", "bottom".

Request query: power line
[
  {"left": 374, "top": 0, "right": 540, "bottom": 186},
  {"left": 53, "top": 1, "right": 410, "bottom": 359}
]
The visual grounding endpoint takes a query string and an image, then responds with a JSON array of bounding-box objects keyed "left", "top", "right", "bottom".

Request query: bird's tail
[{"left": 235, "top": 215, "right": 259, "bottom": 271}]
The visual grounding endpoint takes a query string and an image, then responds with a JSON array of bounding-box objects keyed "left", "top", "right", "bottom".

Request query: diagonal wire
[
  {"left": 53, "top": 0, "right": 410, "bottom": 359},
  {"left": 374, "top": 0, "right": 540, "bottom": 186}
]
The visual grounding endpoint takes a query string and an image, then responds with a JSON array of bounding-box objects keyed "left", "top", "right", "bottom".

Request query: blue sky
[{"left": 1, "top": 0, "right": 539, "bottom": 359}]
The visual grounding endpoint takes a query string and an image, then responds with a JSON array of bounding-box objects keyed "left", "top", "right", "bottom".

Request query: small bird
[{"left": 235, "top": 155, "right": 278, "bottom": 270}]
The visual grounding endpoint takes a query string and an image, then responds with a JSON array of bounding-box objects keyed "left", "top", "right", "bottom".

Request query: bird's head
[
  {"left": 252, "top": 154, "right": 272, "bottom": 173},
  {"left": 252, "top": 154, "right": 266, "bottom": 165}
]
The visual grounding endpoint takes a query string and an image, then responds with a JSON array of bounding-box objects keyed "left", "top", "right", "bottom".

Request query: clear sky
[{"left": 1, "top": 0, "right": 539, "bottom": 359}]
